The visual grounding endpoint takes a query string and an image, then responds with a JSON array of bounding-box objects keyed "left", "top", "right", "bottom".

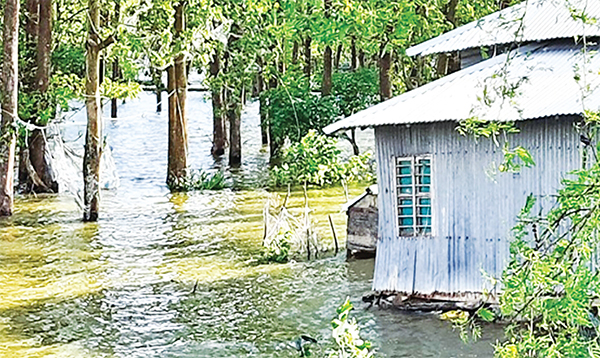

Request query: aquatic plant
[
  {"left": 328, "top": 298, "right": 374, "bottom": 358},
  {"left": 167, "top": 169, "right": 226, "bottom": 192},
  {"left": 259, "top": 229, "right": 292, "bottom": 264}
]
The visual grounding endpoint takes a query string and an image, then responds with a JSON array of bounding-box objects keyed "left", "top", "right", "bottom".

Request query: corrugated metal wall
[{"left": 373, "top": 116, "right": 583, "bottom": 295}]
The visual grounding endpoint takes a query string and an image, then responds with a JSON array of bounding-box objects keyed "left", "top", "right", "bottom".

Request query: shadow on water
[{"left": 0, "top": 92, "right": 502, "bottom": 357}]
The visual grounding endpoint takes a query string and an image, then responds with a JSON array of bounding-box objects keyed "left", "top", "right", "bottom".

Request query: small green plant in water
[
  {"left": 328, "top": 298, "right": 374, "bottom": 358},
  {"left": 167, "top": 169, "right": 226, "bottom": 192},
  {"left": 260, "top": 229, "right": 292, "bottom": 264}
]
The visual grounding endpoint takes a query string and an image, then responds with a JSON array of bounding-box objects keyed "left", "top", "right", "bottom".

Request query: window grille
[{"left": 396, "top": 156, "right": 432, "bottom": 236}]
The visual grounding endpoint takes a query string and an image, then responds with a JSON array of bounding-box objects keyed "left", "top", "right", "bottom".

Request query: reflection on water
[{"left": 0, "top": 92, "right": 500, "bottom": 357}]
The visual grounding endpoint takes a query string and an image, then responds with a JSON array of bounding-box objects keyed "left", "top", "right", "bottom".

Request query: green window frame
[{"left": 395, "top": 155, "right": 432, "bottom": 236}]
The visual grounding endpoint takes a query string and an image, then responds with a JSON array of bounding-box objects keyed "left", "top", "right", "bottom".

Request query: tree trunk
[
  {"left": 379, "top": 46, "right": 392, "bottom": 101},
  {"left": 292, "top": 41, "right": 299, "bottom": 64},
  {"left": 28, "top": 129, "right": 57, "bottom": 192},
  {"left": 268, "top": 68, "right": 279, "bottom": 160},
  {"left": 228, "top": 89, "right": 242, "bottom": 166},
  {"left": 350, "top": 37, "right": 357, "bottom": 71},
  {"left": 436, "top": 0, "right": 460, "bottom": 76},
  {"left": 257, "top": 57, "right": 268, "bottom": 146},
  {"left": 210, "top": 50, "right": 226, "bottom": 156},
  {"left": 83, "top": 0, "right": 102, "bottom": 221},
  {"left": 111, "top": 60, "right": 119, "bottom": 118},
  {"left": 36, "top": 0, "right": 51, "bottom": 92},
  {"left": 25, "top": 0, "right": 39, "bottom": 40},
  {"left": 152, "top": 68, "right": 163, "bottom": 112},
  {"left": 167, "top": 1, "right": 188, "bottom": 186},
  {"left": 334, "top": 44, "right": 343, "bottom": 71},
  {"left": 25, "top": 0, "right": 58, "bottom": 194},
  {"left": 304, "top": 37, "right": 312, "bottom": 81},
  {"left": 358, "top": 49, "right": 365, "bottom": 68},
  {"left": 322, "top": 46, "right": 332, "bottom": 96},
  {"left": 0, "top": 0, "right": 19, "bottom": 216}
]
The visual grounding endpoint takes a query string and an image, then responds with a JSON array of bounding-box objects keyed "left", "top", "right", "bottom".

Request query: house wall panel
[{"left": 373, "top": 116, "right": 583, "bottom": 294}]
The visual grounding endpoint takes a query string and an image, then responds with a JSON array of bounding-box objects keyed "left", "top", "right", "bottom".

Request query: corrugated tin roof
[
  {"left": 406, "top": 0, "right": 600, "bottom": 57},
  {"left": 323, "top": 42, "right": 600, "bottom": 134}
]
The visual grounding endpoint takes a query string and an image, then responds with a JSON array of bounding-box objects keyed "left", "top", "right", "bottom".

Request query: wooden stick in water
[{"left": 328, "top": 214, "right": 339, "bottom": 255}]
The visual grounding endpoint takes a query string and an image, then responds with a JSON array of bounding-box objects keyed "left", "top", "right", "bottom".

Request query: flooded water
[{"left": 0, "top": 92, "right": 502, "bottom": 357}]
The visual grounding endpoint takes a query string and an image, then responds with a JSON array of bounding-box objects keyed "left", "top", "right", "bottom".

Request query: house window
[{"left": 396, "top": 156, "right": 432, "bottom": 236}]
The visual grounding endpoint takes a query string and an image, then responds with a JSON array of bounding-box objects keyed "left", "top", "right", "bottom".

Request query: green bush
[
  {"left": 265, "top": 67, "right": 380, "bottom": 157},
  {"left": 259, "top": 229, "right": 292, "bottom": 264},
  {"left": 270, "top": 130, "right": 375, "bottom": 187},
  {"left": 328, "top": 298, "right": 375, "bottom": 358},
  {"left": 332, "top": 68, "right": 380, "bottom": 118}
]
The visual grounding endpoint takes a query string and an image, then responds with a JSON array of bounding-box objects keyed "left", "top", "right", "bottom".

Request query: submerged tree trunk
[
  {"left": 257, "top": 57, "right": 268, "bottom": 146},
  {"left": 379, "top": 45, "right": 392, "bottom": 101},
  {"left": 210, "top": 50, "right": 226, "bottom": 156},
  {"left": 228, "top": 89, "right": 242, "bottom": 166},
  {"left": 83, "top": 0, "right": 103, "bottom": 221},
  {"left": 111, "top": 60, "right": 119, "bottom": 118},
  {"left": 167, "top": 1, "right": 188, "bottom": 186},
  {"left": 31, "top": 0, "right": 57, "bottom": 193},
  {"left": 151, "top": 68, "right": 163, "bottom": 112},
  {"left": 0, "top": 0, "right": 20, "bottom": 216},
  {"left": 304, "top": 37, "right": 312, "bottom": 81}
]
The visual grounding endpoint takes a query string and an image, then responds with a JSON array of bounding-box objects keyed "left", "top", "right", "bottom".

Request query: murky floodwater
[{"left": 0, "top": 92, "right": 502, "bottom": 357}]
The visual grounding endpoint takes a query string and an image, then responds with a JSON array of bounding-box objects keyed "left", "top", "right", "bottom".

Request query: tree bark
[
  {"left": 436, "top": 0, "right": 460, "bottom": 76},
  {"left": 257, "top": 57, "right": 268, "bottom": 146},
  {"left": 25, "top": 0, "right": 39, "bottom": 40},
  {"left": 379, "top": 45, "right": 392, "bottom": 101},
  {"left": 210, "top": 50, "right": 226, "bottom": 156},
  {"left": 151, "top": 68, "right": 163, "bottom": 112},
  {"left": 322, "top": 46, "right": 332, "bottom": 96},
  {"left": 25, "top": 0, "right": 58, "bottom": 194},
  {"left": 334, "top": 44, "right": 343, "bottom": 71},
  {"left": 167, "top": 1, "right": 188, "bottom": 186},
  {"left": 83, "top": 0, "right": 102, "bottom": 221},
  {"left": 36, "top": 0, "right": 51, "bottom": 92},
  {"left": 111, "top": 60, "right": 119, "bottom": 118},
  {"left": 0, "top": 0, "right": 19, "bottom": 216},
  {"left": 292, "top": 41, "right": 299, "bottom": 64},
  {"left": 304, "top": 37, "right": 312, "bottom": 81},
  {"left": 358, "top": 49, "right": 365, "bottom": 68},
  {"left": 228, "top": 89, "right": 242, "bottom": 166},
  {"left": 28, "top": 130, "right": 57, "bottom": 192},
  {"left": 350, "top": 37, "right": 357, "bottom": 71}
]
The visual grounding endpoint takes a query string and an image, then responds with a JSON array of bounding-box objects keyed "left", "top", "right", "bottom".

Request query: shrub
[{"left": 270, "top": 130, "right": 375, "bottom": 187}]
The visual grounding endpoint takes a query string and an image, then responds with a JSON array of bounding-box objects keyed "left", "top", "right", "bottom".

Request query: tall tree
[
  {"left": 321, "top": 0, "right": 333, "bottom": 96},
  {"left": 83, "top": 0, "right": 115, "bottom": 221},
  {"left": 210, "top": 49, "right": 226, "bottom": 156},
  {"left": 0, "top": 0, "right": 20, "bottom": 216},
  {"left": 167, "top": 1, "right": 189, "bottom": 184}
]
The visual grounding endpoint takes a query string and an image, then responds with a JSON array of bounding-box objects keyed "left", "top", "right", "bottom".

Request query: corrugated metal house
[{"left": 324, "top": 0, "right": 600, "bottom": 300}]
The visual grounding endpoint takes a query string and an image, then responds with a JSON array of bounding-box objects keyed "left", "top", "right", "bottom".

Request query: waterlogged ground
[{"left": 0, "top": 92, "right": 502, "bottom": 357}]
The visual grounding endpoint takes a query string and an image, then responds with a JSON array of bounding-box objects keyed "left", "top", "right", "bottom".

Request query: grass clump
[{"left": 167, "top": 169, "right": 226, "bottom": 192}]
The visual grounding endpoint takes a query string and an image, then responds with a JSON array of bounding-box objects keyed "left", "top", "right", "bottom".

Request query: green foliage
[
  {"left": 270, "top": 130, "right": 374, "bottom": 187},
  {"left": 328, "top": 298, "right": 374, "bottom": 358},
  {"left": 265, "top": 71, "right": 341, "bottom": 152},
  {"left": 259, "top": 229, "right": 292, "bottom": 264},
  {"left": 332, "top": 68, "right": 379, "bottom": 117},
  {"left": 167, "top": 169, "right": 226, "bottom": 192},
  {"left": 492, "top": 158, "right": 600, "bottom": 357}
]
